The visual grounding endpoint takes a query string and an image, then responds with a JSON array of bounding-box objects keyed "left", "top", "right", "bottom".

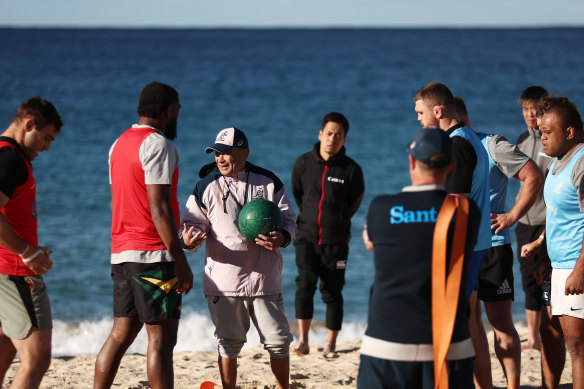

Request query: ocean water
[{"left": 1, "top": 27, "right": 584, "bottom": 356}]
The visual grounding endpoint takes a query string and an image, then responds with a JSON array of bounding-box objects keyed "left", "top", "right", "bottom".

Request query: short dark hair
[
  {"left": 418, "top": 154, "right": 453, "bottom": 173},
  {"left": 518, "top": 86, "right": 549, "bottom": 105},
  {"left": 453, "top": 96, "right": 468, "bottom": 121},
  {"left": 414, "top": 82, "right": 455, "bottom": 109},
  {"left": 14, "top": 96, "right": 63, "bottom": 132},
  {"left": 539, "top": 97, "right": 583, "bottom": 134},
  {"left": 322, "top": 112, "right": 349, "bottom": 135},
  {"left": 137, "top": 82, "right": 179, "bottom": 118}
]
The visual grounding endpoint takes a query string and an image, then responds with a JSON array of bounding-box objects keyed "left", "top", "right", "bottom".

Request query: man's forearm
[
  {"left": 508, "top": 161, "right": 544, "bottom": 224},
  {"left": 151, "top": 203, "right": 188, "bottom": 263},
  {"left": 347, "top": 192, "right": 364, "bottom": 218},
  {"left": 0, "top": 213, "right": 28, "bottom": 254}
]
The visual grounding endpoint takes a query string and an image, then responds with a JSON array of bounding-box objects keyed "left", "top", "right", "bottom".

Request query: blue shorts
[{"left": 357, "top": 354, "right": 474, "bottom": 389}]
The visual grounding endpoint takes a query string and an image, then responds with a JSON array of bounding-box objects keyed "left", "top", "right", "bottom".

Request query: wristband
[
  {"left": 22, "top": 249, "right": 43, "bottom": 263},
  {"left": 18, "top": 243, "right": 30, "bottom": 257},
  {"left": 537, "top": 234, "right": 545, "bottom": 246}
]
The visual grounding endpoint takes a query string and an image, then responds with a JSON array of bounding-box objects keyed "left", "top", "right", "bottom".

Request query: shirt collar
[{"left": 402, "top": 184, "right": 445, "bottom": 192}]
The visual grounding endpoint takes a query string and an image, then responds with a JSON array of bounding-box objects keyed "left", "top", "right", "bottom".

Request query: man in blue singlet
[
  {"left": 455, "top": 96, "right": 544, "bottom": 389},
  {"left": 414, "top": 82, "right": 493, "bottom": 388},
  {"left": 538, "top": 97, "right": 584, "bottom": 388}
]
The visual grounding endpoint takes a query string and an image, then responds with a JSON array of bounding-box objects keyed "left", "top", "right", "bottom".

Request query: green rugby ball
[{"left": 238, "top": 199, "right": 283, "bottom": 241}]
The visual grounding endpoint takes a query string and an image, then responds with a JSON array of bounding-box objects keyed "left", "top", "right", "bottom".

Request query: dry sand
[{"left": 2, "top": 328, "right": 575, "bottom": 388}]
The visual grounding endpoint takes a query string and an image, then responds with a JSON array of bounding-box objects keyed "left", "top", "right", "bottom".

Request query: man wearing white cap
[{"left": 180, "top": 127, "right": 297, "bottom": 389}]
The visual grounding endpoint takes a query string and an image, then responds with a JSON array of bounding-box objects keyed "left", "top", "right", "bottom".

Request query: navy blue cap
[
  {"left": 205, "top": 127, "right": 249, "bottom": 153},
  {"left": 406, "top": 127, "right": 453, "bottom": 167}
]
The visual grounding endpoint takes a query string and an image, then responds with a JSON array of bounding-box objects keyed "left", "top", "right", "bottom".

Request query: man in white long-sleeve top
[{"left": 180, "top": 127, "right": 297, "bottom": 389}]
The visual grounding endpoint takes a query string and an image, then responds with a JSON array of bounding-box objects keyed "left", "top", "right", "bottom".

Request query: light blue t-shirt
[{"left": 545, "top": 146, "right": 584, "bottom": 269}]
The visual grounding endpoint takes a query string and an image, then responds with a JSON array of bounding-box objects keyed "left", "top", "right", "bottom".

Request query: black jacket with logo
[{"left": 291, "top": 142, "right": 364, "bottom": 245}]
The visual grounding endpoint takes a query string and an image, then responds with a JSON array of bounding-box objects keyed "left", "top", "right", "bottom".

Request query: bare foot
[
  {"left": 322, "top": 340, "right": 336, "bottom": 357},
  {"left": 292, "top": 341, "right": 309, "bottom": 356}
]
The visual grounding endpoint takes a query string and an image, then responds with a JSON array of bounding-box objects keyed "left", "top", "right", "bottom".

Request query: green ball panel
[{"left": 238, "top": 199, "right": 284, "bottom": 241}]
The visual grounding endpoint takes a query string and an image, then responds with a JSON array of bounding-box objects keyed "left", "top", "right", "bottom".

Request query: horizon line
[{"left": 1, "top": 24, "right": 583, "bottom": 30}]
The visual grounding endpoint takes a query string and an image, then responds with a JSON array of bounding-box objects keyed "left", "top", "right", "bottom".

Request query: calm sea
[{"left": 1, "top": 27, "right": 584, "bottom": 356}]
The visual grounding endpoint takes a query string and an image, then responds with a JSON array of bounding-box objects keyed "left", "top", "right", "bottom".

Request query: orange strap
[{"left": 432, "top": 195, "right": 469, "bottom": 389}]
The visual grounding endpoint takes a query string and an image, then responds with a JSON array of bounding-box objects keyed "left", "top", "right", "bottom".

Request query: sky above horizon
[{"left": 1, "top": 0, "right": 583, "bottom": 28}]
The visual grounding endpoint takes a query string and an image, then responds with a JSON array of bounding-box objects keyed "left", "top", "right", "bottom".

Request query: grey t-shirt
[
  {"left": 516, "top": 128, "right": 553, "bottom": 225},
  {"left": 488, "top": 134, "right": 529, "bottom": 179}
]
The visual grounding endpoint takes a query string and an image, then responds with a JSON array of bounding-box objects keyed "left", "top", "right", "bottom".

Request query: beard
[{"left": 165, "top": 117, "right": 178, "bottom": 140}]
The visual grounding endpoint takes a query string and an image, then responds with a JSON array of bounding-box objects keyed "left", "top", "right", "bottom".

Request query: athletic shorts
[
  {"left": 206, "top": 294, "right": 293, "bottom": 359},
  {"left": 357, "top": 354, "right": 474, "bottom": 389},
  {"left": 551, "top": 268, "right": 584, "bottom": 319},
  {"left": 542, "top": 278, "right": 551, "bottom": 307},
  {"left": 0, "top": 274, "right": 52, "bottom": 339},
  {"left": 466, "top": 250, "right": 486, "bottom": 298},
  {"left": 112, "top": 262, "right": 182, "bottom": 323},
  {"left": 477, "top": 244, "right": 514, "bottom": 302},
  {"left": 515, "top": 223, "right": 546, "bottom": 310}
]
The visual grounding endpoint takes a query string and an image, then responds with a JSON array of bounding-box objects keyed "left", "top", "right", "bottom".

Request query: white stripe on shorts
[{"left": 360, "top": 335, "right": 475, "bottom": 362}]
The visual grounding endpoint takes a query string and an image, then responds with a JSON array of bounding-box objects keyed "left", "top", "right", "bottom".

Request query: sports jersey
[
  {"left": 544, "top": 144, "right": 584, "bottom": 269},
  {"left": 446, "top": 124, "right": 491, "bottom": 251},
  {"left": 361, "top": 185, "right": 480, "bottom": 360},
  {"left": 109, "top": 125, "right": 179, "bottom": 263},
  {"left": 0, "top": 138, "right": 38, "bottom": 276},
  {"left": 479, "top": 133, "right": 529, "bottom": 246}
]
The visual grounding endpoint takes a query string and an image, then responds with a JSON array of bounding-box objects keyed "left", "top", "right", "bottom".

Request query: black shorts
[
  {"left": 477, "top": 244, "right": 514, "bottom": 302},
  {"left": 542, "top": 278, "right": 551, "bottom": 307},
  {"left": 112, "top": 262, "right": 182, "bottom": 323},
  {"left": 515, "top": 223, "right": 546, "bottom": 310}
]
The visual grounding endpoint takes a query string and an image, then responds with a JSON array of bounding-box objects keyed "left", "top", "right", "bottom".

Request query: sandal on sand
[{"left": 322, "top": 340, "right": 336, "bottom": 357}]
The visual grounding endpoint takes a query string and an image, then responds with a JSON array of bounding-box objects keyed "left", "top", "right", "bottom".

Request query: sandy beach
[{"left": 1, "top": 328, "right": 575, "bottom": 388}]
